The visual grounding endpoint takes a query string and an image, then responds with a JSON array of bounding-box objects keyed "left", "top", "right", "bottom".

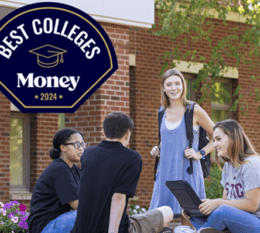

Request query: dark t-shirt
[
  {"left": 28, "top": 158, "right": 81, "bottom": 233},
  {"left": 71, "top": 140, "right": 143, "bottom": 233}
]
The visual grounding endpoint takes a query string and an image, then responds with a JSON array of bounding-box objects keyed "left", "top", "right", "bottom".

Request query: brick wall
[
  {"left": 65, "top": 22, "right": 130, "bottom": 146},
  {"left": 0, "top": 93, "right": 10, "bottom": 203},
  {"left": 237, "top": 64, "right": 260, "bottom": 150},
  {"left": 0, "top": 15, "right": 130, "bottom": 212},
  {"left": 25, "top": 22, "right": 130, "bottom": 209},
  {"left": 30, "top": 114, "right": 59, "bottom": 190},
  {"left": 0, "top": 2, "right": 13, "bottom": 207},
  {"left": 129, "top": 14, "right": 260, "bottom": 208},
  {"left": 1, "top": 2, "right": 259, "bottom": 217}
]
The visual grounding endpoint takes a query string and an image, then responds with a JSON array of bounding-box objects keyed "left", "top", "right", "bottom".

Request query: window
[
  {"left": 184, "top": 73, "right": 197, "bottom": 101},
  {"left": 10, "top": 112, "right": 30, "bottom": 191},
  {"left": 58, "top": 113, "right": 65, "bottom": 130},
  {"left": 211, "top": 79, "right": 232, "bottom": 123}
]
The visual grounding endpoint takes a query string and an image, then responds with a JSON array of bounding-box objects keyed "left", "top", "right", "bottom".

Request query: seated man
[{"left": 71, "top": 112, "right": 174, "bottom": 233}]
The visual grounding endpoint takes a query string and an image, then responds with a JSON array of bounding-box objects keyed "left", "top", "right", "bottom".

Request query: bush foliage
[{"left": 205, "top": 163, "right": 224, "bottom": 199}]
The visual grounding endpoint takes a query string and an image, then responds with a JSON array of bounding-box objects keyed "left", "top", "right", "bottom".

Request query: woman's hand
[
  {"left": 184, "top": 148, "right": 202, "bottom": 160},
  {"left": 150, "top": 146, "right": 160, "bottom": 158},
  {"left": 199, "top": 199, "right": 220, "bottom": 215}
]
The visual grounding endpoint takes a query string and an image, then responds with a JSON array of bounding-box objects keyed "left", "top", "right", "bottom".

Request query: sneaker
[
  {"left": 174, "top": 225, "right": 197, "bottom": 233},
  {"left": 198, "top": 227, "right": 230, "bottom": 233},
  {"left": 159, "top": 227, "right": 173, "bottom": 233}
]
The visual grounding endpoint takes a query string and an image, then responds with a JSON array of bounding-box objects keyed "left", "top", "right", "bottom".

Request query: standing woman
[
  {"left": 150, "top": 68, "right": 215, "bottom": 217},
  {"left": 185, "top": 119, "right": 260, "bottom": 233},
  {"left": 28, "top": 128, "right": 86, "bottom": 233}
]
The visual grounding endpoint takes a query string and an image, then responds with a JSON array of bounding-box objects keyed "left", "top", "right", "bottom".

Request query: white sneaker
[{"left": 174, "top": 226, "right": 197, "bottom": 233}]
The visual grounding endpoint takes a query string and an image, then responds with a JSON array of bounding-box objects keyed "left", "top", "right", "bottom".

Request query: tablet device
[{"left": 166, "top": 180, "right": 208, "bottom": 217}]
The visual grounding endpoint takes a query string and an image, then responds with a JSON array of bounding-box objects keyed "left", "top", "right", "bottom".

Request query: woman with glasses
[{"left": 28, "top": 128, "right": 86, "bottom": 233}]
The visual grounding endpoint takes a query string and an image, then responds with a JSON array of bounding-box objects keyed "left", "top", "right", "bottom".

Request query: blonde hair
[
  {"left": 214, "top": 119, "right": 258, "bottom": 168},
  {"left": 161, "top": 68, "right": 189, "bottom": 109}
]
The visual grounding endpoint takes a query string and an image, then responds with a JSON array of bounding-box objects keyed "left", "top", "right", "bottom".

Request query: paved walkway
[{"left": 169, "top": 218, "right": 181, "bottom": 231}]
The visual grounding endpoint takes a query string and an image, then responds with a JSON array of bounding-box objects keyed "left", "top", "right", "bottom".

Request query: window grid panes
[
  {"left": 211, "top": 80, "right": 232, "bottom": 123},
  {"left": 10, "top": 118, "right": 23, "bottom": 186},
  {"left": 184, "top": 73, "right": 197, "bottom": 101},
  {"left": 10, "top": 112, "right": 30, "bottom": 191},
  {"left": 58, "top": 113, "right": 65, "bottom": 130}
]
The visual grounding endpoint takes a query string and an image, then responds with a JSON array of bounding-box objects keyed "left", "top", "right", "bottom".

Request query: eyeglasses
[{"left": 63, "top": 141, "right": 86, "bottom": 149}]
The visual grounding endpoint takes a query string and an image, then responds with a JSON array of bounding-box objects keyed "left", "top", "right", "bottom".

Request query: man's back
[{"left": 71, "top": 140, "right": 143, "bottom": 233}]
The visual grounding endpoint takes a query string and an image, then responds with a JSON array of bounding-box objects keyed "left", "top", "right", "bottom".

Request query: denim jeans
[
  {"left": 41, "top": 210, "right": 77, "bottom": 233},
  {"left": 189, "top": 205, "right": 260, "bottom": 233}
]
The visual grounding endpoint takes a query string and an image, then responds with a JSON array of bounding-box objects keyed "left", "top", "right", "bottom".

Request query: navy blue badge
[{"left": 0, "top": 2, "right": 118, "bottom": 113}]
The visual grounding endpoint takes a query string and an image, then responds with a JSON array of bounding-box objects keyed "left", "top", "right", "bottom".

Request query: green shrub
[{"left": 205, "top": 163, "right": 223, "bottom": 199}]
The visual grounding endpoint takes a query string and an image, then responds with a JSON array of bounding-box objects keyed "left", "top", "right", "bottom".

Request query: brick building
[
  {"left": 0, "top": 0, "right": 154, "bottom": 210},
  {"left": 129, "top": 10, "right": 260, "bottom": 207},
  {"left": 0, "top": 1, "right": 260, "bottom": 212}
]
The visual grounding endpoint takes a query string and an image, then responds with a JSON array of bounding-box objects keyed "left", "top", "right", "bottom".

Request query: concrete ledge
[
  {"left": 0, "top": 0, "right": 154, "bottom": 28},
  {"left": 10, "top": 191, "right": 32, "bottom": 201},
  {"left": 129, "top": 54, "right": 136, "bottom": 66},
  {"left": 158, "top": 1, "right": 248, "bottom": 24},
  {"left": 169, "top": 222, "right": 181, "bottom": 230},
  {"left": 173, "top": 60, "right": 238, "bottom": 79},
  {"left": 10, "top": 102, "right": 20, "bottom": 111}
]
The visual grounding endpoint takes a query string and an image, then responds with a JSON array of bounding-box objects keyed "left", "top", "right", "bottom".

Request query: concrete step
[
  {"left": 169, "top": 221, "right": 181, "bottom": 230},
  {"left": 169, "top": 222, "right": 181, "bottom": 229}
]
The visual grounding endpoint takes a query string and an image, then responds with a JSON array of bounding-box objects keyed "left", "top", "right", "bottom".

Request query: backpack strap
[
  {"left": 158, "top": 105, "right": 165, "bottom": 144},
  {"left": 185, "top": 102, "right": 196, "bottom": 175},
  {"left": 154, "top": 105, "right": 165, "bottom": 181}
]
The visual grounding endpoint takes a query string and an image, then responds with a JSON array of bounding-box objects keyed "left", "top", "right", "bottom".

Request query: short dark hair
[
  {"left": 49, "top": 128, "right": 84, "bottom": 159},
  {"left": 103, "top": 112, "right": 134, "bottom": 139}
]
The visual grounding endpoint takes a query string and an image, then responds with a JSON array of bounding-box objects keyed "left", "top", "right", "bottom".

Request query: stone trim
[
  {"left": 10, "top": 191, "right": 32, "bottom": 201},
  {"left": 173, "top": 60, "right": 238, "bottom": 79}
]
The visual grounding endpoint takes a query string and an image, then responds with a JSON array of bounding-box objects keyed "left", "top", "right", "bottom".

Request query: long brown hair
[
  {"left": 161, "top": 68, "right": 189, "bottom": 109},
  {"left": 214, "top": 119, "right": 258, "bottom": 168}
]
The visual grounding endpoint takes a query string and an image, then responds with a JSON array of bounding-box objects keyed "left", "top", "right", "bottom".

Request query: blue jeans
[
  {"left": 41, "top": 210, "right": 77, "bottom": 233},
  {"left": 190, "top": 205, "right": 260, "bottom": 233}
]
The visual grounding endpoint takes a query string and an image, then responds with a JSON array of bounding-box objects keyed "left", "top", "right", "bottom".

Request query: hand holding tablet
[{"left": 166, "top": 180, "right": 208, "bottom": 218}]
